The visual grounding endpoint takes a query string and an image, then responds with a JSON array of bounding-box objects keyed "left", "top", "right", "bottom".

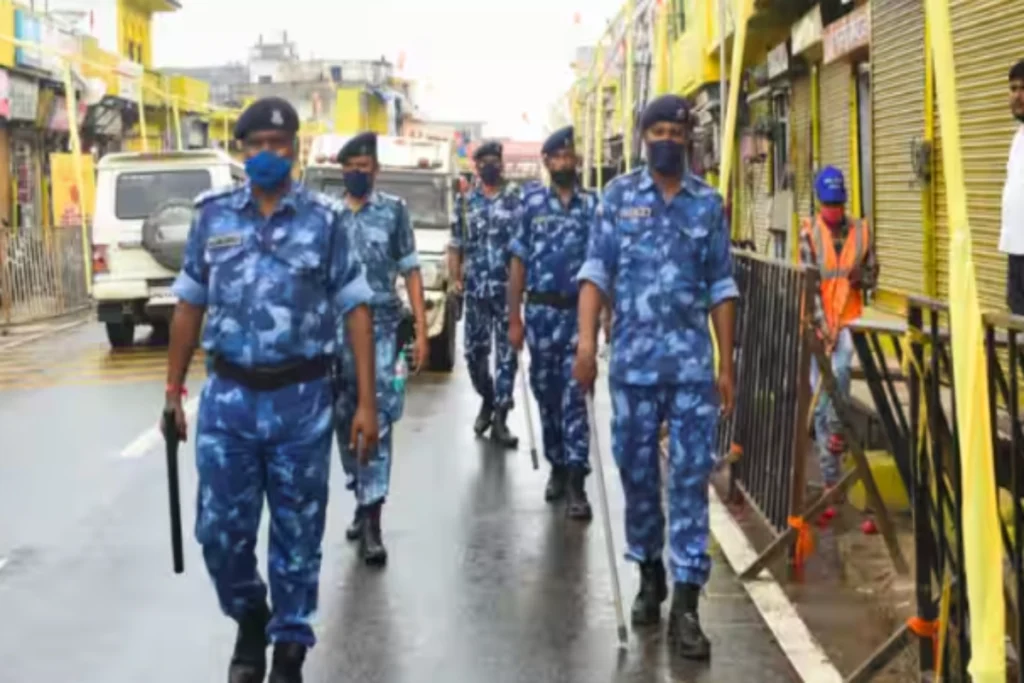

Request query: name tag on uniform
[
  {"left": 619, "top": 207, "right": 652, "bottom": 219},
  {"left": 207, "top": 233, "right": 243, "bottom": 250}
]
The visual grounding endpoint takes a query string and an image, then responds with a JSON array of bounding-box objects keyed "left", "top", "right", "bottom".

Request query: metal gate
[
  {"left": 872, "top": 0, "right": 927, "bottom": 299},
  {"left": 0, "top": 227, "right": 90, "bottom": 326}
]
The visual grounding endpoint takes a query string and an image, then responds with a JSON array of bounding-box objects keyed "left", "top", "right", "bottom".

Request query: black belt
[
  {"left": 526, "top": 291, "right": 578, "bottom": 309},
  {"left": 212, "top": 355, "right": 331, "bottom": 392}
]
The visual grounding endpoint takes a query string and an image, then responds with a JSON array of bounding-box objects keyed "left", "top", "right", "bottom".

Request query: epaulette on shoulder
[
  {"left": 603, "top": 168, "right": 643, "bottom": 195},
  {"left": 193, "top": 186, "right": 237, "bottom": 208}
]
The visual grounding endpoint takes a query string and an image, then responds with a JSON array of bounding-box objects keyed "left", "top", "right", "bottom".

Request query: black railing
[{"left": 723, "top": 251, "right": 813, "bottom": 534}]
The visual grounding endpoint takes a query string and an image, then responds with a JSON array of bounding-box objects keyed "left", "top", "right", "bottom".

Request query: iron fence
[{"left": 0, "top": 227, "right": 90, "bottom": 326}]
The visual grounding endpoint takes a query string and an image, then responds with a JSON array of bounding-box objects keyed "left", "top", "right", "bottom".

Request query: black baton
[{"left": 161, "top": 410, "right": 185, "bottom": 574}]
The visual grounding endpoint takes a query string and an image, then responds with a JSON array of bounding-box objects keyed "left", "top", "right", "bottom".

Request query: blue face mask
[
  {"left": 245, "top": 150, "right": 293, "bottom": 190},
  {"left": 646, "top": 139, "right": 685, "bottom": 177},
  {"left": 343, "top": 170, "right": 372, "bottom": 198},
  {"left": 479, "top": 163, "right": 502, "bottom": 186}
]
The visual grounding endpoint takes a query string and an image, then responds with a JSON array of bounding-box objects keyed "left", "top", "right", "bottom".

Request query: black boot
[
  {"left": 630, "top": 560, "right": 668, "bottom": 626},
  {"left": 345, "top": 506, "right": 364, "bottom": 542},
  {"left": 227, "top": 604, "right": 271, "bottom": 683},
  {"left": 565, "top": 468, "right": 593, "bottom": 521},
  {"left": 545, "top": 466, "right": 567, "bottom": 502},
  {"left": 474, "top": 400, "right": 494, "bottom": 436},
  {"left": 360, "top": 501, "right": 388, "bottom": 567},
  {"left": 667, "top": 583, "right": 711, "bottom": 660},
  {"left": 490, "top": 408, "right": 519, "bottom": 449},
  {"left": 267, "top": 642, "right": 307, "bottom": 683}
]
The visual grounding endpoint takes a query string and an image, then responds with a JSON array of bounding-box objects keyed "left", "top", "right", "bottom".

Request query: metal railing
[{"left": 0, "top": 227, "right": 90, "bottom": 326}]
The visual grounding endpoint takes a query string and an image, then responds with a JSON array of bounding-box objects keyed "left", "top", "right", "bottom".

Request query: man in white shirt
[{"left": 1000, "top": 59, "right": 1024, "bottom": 315}]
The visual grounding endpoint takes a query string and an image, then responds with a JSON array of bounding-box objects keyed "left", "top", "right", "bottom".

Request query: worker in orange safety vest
[{"left": 800, "top": 166, "right": 878, "bottom": 508}]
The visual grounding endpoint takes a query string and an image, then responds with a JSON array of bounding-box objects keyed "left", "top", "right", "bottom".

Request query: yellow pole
[
  {"left": 223, "top": 115, "right": 229, "bottom": 147},
  {"left": 137, "top": 83, "right": 149, "bottom": 153},
  {"left": 596, "top": 45, "right": 605, "bottom": 189},
  {"left": 923, "top": 15, "right": 937, "bottom": 297},
  {"left": 583, "top": 84, "right": 593, "bottom": 189},
  {"left": 171, "top": 94, "right": 183, "bottom": 151},
  {"left": 624, "top": 0, "right": 635, "bottom": 172},
  {"left": 810, "top": 64, "right": 820, "bottom": 215},
  {"left": 924, "top": 0, "right": 1005, "bottom": 679},
  {"left": 849, "top": 68, "right": 862, "bottom": 218},
  {"left": 717, "top": 0, "right": 754, "bottom": 196},
  {"left": 63, "top": 63, "right": 92, "bottom": 294}
]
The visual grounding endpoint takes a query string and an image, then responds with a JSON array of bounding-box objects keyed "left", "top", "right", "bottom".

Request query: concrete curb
[
  {"left": 0, "top": 317, "right": 89, "bottom": 352},
  {"left": 708, "top": 484, "right": 844, "bottom": 682}
]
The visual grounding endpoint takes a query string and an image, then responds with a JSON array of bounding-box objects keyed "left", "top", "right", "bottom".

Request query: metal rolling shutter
[
  {"left": 934, "top": 0, "right": 1022, "bottom": 308},
  {"left": 819, "top": 60, "right": 851, "bottom": 188},
  {"left": 753, "top": 152, "right": 773, "bottom": 252},
  {"left": 872, "top": 0, "right": 926, "bottom": 299},
  {"left": 791, "top": 75, "right": 813, "bottom": 223}
]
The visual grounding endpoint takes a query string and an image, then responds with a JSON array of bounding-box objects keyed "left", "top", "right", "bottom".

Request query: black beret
[
  {"left": 542, "top": 126, "right": 574, "bottom": 156},
  {"left": 337, "top": 132, "right": 377, "bottom": 163},
  {"left": 473, "top": 140, "right": 503, "bottom": 161},
  {"left": 639, "top": 95, "right": 690, "bottom": 132},
  {"left": 234, "top": 97, "right": 299, "bottom": 140}
]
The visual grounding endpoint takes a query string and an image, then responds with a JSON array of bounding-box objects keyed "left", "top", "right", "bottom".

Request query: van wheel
[
  {"left": 106, "top": 321, "right": 136, "bottom": 349},
  {"left": 429, "top": 299, "right": 457, "bottom": 372}
]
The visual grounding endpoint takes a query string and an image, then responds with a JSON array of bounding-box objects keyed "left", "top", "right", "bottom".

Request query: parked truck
[{"left": 303, "top": 134, "right": 460, "bottom": 372}]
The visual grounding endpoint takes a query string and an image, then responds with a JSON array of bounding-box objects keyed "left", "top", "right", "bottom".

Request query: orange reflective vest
[{"left": 800, "top": 215, "right": 871, "bottom": 337}]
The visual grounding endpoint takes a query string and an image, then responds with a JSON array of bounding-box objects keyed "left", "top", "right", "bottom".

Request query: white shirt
[{"left": 1000, "top": 126, "right": 1024, "bottom": 254}]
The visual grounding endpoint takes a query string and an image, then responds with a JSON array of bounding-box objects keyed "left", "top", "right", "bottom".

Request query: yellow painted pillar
[
  {"left": 63, "top": 63, "right": 91, "bottom": 293},
  {"left": 923, "top": 15, "right": 937, "bottom": 298},
  {"left": 624, "top": 0, "right": 635, "bottom": 172},
  {"left": 810, "top": 64, "right": 820, "bottom": 215},
  {"left": 849, "top": 69, "right": 862, "bottom": 218},
  {"left": 596, "top": 46, "right": 605, "bottom": 189}
]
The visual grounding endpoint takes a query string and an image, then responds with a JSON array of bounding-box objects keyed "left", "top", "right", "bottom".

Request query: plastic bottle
[{"left": 393, "top": 350, "right": 408, "bottom": 392}]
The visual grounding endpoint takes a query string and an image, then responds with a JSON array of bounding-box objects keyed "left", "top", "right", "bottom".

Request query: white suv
[{"left": 90, "top": 150, "right": 245, "bottom": 347}]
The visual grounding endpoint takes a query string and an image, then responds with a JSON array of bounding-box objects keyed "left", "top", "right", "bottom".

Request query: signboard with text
[
  {"left": 767, "top": 42, "right": 789, "bottom": 80},
  {"left": 791, "top": 5, "right": 823, "bottom": 56},
  {"left": 823, "top": 4, "right": 871, "bottom": 64},
  {"left": 13, "top": 10, "right": 42, "bottom": 70}
]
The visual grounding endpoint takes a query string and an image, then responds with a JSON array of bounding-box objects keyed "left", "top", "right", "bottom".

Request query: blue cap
[
  {"left": 640, "top": 94, "right": 690, "bottom": 132},
  {"left": 337, "top": 132, "right": 377, "bottom": 163},
  {"left": 473, "top": 140, "right": 503, "bottom": 162},
  {"left": 814, "top": 166, "right": 846, "bottom": 204},
  {"left": 234, "top": 97, "right": 299, "bottom": 140},
  {"left": 542, "top": 126, "right": 574, "bottom": 156}
]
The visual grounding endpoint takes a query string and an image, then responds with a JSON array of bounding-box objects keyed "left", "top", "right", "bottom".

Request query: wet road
[{"left": 0, "top": 323, "right": 798, "bottom": 682}]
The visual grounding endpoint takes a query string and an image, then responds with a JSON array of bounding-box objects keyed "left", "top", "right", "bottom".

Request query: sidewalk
[{"left": 0, "top": 309, "right": 91, "bottom": 352}]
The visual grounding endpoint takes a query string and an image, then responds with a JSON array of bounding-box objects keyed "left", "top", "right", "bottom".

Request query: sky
[{"left": 151, "top": 0, "right": 624, "bottom": 141}]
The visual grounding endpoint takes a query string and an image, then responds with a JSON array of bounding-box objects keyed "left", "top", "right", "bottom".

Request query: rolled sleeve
[
  {"left": 329, "top": 212, "right": 374, "bottom": 317},
  {"left": 576, "top": 191, "right": 619, "bottom": 297},
  {"left": 172, "top": 209, "right": 209, "bottom": 306},
  {"left": 391, "top": 199, "right": 419, "bottom": 274},
  {"left": 705, "top": 199, "right": 739, "bottom": 307},
  {"left": 397, "top": 251, "right": 420, "bottom": 273}
]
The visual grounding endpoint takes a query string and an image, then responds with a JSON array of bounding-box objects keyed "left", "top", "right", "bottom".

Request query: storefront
[
  {"left": 7, "top": 72, "right": 42, "bottom": 233},
  {"left": 789, "top": 5, "right": 822, "bottom": 225}
]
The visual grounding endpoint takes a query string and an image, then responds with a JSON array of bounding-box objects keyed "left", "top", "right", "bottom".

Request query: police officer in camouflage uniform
[
  {"left": 333, "top": 131, "right": 429, "bottom": 567},
  {"left": 164, "top": 97, "right": 379, "bottom": 683},
  {"left": 574, "top": 95, "right": 738, "bottom": 660},
  {"left": 449, "top": 140, "right": 521, "bottom": 448},
  {"left": 508, "top": 126, "right": 595, "bottom": 520}
]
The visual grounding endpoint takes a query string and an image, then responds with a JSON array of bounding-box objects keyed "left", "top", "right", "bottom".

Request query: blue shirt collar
[
  {"left": 233, "top": 181, "right": 303, "bottom": 213},
  {"left": 637, "top": 167, "right": 698, "bottom": 197}
]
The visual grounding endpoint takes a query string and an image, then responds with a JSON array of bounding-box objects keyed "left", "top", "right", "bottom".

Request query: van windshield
[
  {"left": 319, "top": 174, "right": 448, "bottom": 228},
  {"left": 115, "top": 169, "right": 213, "bottom": 220}
]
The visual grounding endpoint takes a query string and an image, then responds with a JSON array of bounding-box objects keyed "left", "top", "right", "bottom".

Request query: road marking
[
  {"left": 0, "top": 317, "right": 88, "bottom": 352},
  {"left": 708, "top": 485, "right": 843, "bottom": 683},
  {"left": 120, "top": 396, "right": 200, "bottom": 459}
]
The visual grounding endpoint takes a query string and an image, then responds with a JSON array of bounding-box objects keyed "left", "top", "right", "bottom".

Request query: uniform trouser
[
  {"left": 194, "top": 373, "right": 334, "bottom": 648},
  {"left": 610, "top": 381, "right": 719, "bottom": 586},
  {"left": 525, "top": 304, "right": 589, "bottom": 471},
  {"left": 810, "top": 327, "right": 854, "bottom": 486},
  {"left": 464, "top": 293, "right": 517, "bottom": 410},
  {"left": 335, "top": 315, "right": 404, "bottom": 507}
]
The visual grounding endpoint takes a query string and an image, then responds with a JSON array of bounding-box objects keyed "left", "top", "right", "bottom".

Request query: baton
[
  {"left": 585, "top": 393, "right": 629, "bottom": 648},
  {"left": 517, "top": 353, "right": 540, "bottom": 470},
  {"left": 161, "top": 410, "right": 185, "bottom": 575}
]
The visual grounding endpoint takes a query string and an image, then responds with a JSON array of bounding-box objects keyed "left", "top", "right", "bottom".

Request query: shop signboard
[
  {"left": 50, "top": 153, "right": 95, "bottom": 229},
  {"left": 767, "top": 42, "right": 789, "bottom": 80},
  {"left": 9, "top": 74, "right": 39, "bottom": 121},
  {"left": 14, "top": 10, "right": 43, "bottom": 71},
  {"left": 823, "top": 4, "right": 871, "bottom": 64},
  {"left": 39, "top": 21, "right": 80, "bottom": 80},
  {"left": 117, "top": 60, "right": 142, "bottom": 103},
  {"left": 0, "top": 70, "right": 10, "bottom": 120},
  {"left": 791, "top": 5, "right": 823, "bottom": 56}
]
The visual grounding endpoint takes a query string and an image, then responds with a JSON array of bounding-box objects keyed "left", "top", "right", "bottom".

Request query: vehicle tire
[
  {"left": 106, "top": 320, "right": 135, "bottom": 348},
  {"left": 429, "top": 298, "right": 457, "bottom": 372}
]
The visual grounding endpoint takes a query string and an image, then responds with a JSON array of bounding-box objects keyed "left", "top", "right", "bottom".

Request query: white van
[{"left": 90, "top": 150, "right": 245, "bottom": 347}]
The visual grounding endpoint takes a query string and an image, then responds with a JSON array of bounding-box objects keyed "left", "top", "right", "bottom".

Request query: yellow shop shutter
[
  {"left": 819, "top": 60, "right": 851, "bottom": 187},
  {"left": 791, "top": 75, "right": 813, "bottom": 221}
]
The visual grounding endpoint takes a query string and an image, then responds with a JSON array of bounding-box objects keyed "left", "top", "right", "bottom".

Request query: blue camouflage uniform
[
  {"left": 334, "top": 177, "right": 419, "bottom": 507},
  {"left": 510, "top": 134, "right": 595, "bottom": 475},
  {"left": 172, "top": 179, "right": 373, "bottom": 648},
  {"left": 451, "top": 143, "right": 522, "bottom": 413},
  {"left": 577, "top": 168, "right": 738, "bottom": 587}
]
